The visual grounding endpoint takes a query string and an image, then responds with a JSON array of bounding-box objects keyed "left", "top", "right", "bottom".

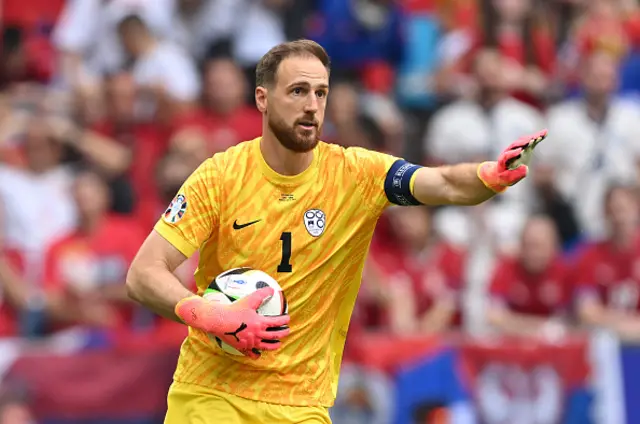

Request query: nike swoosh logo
[{"left": 233, "top": 219, "right": 261, "bottom": 230}]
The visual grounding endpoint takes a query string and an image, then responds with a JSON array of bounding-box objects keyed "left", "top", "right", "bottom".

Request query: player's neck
[{"left": 259, "top": 134, "right": 314, "bottom": 176}]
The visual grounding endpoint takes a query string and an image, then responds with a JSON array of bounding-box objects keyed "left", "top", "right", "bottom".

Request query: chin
[{"left": 289, "top": 137, "right": 318, "bottom": 153}]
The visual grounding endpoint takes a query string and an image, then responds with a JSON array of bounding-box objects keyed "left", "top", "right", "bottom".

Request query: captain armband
[{"left": 383, "top": 160, "right": 424, "bottom": 206}]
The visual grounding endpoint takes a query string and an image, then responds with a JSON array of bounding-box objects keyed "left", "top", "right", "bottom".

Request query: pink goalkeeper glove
[
  {"left": 175, "top": 287, "right": 290, "bottom": 359},
  {"left": 477, "top": 129, "right": 548, "bottom": 193}
]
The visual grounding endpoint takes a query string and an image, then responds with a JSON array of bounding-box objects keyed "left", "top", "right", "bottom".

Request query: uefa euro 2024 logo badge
[{"left": 164, "top": 194, "right": 187, "bottom": 224}]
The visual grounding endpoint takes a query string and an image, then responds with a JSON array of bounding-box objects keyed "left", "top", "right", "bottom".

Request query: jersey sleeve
[
  {"left": 154, "top": 158, "right": 220, "bottom": 258},
  {"left": 344, "top": 147, "right": 424, "bottom": 215}
]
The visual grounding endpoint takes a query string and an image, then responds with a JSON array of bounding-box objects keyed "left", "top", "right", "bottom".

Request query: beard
[{"left": 268, "top": 113, "right": 320, "bottom": 153}]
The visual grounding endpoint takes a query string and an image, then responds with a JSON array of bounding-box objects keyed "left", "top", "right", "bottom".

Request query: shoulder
[
  {"left": 610, "top": 97, "right": 640, "bottom": 118},
  {"left": 202, "top": 139, "right": 256, "bottom": 175},
  {"left": 45, "top": 232, "right": 77, "bottom": 255},
  {"left": 499, "top": 98, "right": 543, "bottom": 119},
  {"left": 547, "top": 99, "right": 582, "bottom": 119},
  {"left": 573, "top": 240, "right": 605, "bottom": 262},
  {"left": 154, "top": 42, "right": 193, "bottom": 62},
  {"left": 439, "top": 241, "right": 466, "bottom": 261},
  {"left": 318, "top": 142, "right": 397, "bottom": 170},
  {"left": 432, "top": 100, "right": 482, "bottom": 120},
  {"left": 493, "top": 256, "right": 519, "bottom": 275},
  {"left": 328, "top": 143, "right": 398, "bottom": 164}
]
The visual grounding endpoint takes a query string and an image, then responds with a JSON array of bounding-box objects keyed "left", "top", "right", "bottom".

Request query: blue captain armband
[{"left": 384, "top": 160, "right": 424, "bottom": 206}]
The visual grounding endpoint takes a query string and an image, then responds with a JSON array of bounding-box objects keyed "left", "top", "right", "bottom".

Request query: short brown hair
[{"left": 256, "top": 39, "right": 330, "bottom": 87}]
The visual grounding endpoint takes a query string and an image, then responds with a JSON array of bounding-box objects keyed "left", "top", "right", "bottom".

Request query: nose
[{"left": 303, "top": 93, "right": 319, "bottom": 114}]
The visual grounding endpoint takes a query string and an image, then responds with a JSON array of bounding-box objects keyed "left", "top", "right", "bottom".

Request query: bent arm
[
  {"left": 411, "top": 164, "right": 495, "bottom": 206},
  {"left": 420, "top": 297, "right": 457, "bottom": 334},
  {"left": 487, "top": 304, "right": 564, "bottom": 338},
  {"left": 577, "top": 295, "right": 640, "bottom": 342},
  {"left": 126, "top": 230, "right": 195, "bottom": 323}
]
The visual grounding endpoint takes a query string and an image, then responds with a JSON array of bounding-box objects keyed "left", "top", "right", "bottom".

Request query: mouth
[{"left": 297, "top": 121, "right": 317, "bottom": 130}]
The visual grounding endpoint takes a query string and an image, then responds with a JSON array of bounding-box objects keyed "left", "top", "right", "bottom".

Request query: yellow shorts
[{"left": 164, "top": 381, "right": 332, "bottom": 424}]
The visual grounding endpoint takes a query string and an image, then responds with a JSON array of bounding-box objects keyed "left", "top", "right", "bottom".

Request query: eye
[
  {"left": 316, "top": 91, "right": 326, "bottom": 98},
  {"left": 293, "top": 87, "right": 303, "bottom": 95}
]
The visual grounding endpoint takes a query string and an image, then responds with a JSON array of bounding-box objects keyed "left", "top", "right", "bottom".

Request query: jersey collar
[{"left": 252, "top": 137, "right": 319, "bottom": 186}]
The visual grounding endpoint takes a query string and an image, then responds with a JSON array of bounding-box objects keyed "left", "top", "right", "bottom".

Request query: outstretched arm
[{"left": 412, "top": 130, "right": 547, "bottom": 206}]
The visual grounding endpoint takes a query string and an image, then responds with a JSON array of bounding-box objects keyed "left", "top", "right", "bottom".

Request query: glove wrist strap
[
  {"left": 175, "top": 295, "right": 206, "bottom": 327},
  {"left": 477, "top": 162, "right": 507, "bottom": 193}
]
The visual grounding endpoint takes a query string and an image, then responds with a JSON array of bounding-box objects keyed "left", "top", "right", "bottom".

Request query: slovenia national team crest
[
  {"left": 304, "top": 209, "right": 325, "bottom": 237},
  {"left": 164, "top": 194, "right": 187, "bottom": 224}
]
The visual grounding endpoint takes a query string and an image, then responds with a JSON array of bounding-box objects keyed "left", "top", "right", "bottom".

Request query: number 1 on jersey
[{"left": 278, "top": 232, "right": 293, "bottom": 273}]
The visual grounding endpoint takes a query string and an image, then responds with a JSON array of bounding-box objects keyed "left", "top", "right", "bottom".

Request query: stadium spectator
[
  {"left": 174, "top": 57, "right": 262, "bottom": 153},
  {"left": 0, "top": 117, "right": 77, "bottom": 282},
  {"left": 538, "top": 51, "right": 640, "bottom": 239},
  {"left": 52, "top": 0, "right": 172, "bottom": 89},
  {"left": 81, "top": 72, "right": 167, "bottom": 216},
  {"left": 365, "top": 206, "right": 466, "bottom": 334},
  {"left": 0, "top": 205, "right": 77, "bottom": 338},
  {"left": 136, "top": 148, "right": 202, "bottom": 232},
  {"left": 42, "top": 169, "right": 147, "bottom": 333},
  {"left": 424, "top": 48, "right": 542, "bottom": 256},
  {"left": 232, "top": 0, "right": 290, "bottom": 96},
  {"left": 486, "top": 215, "right": 572, "bottom": 339},
  {"left": 435, "top": 0, "right": 555, "bottom": 105},
  {"left": 575, "top": 184, "right": 640, "bottom": 342},
  {"left": 560, "top": 0, "right": 640, "bottom": 92},
  {"left": 309, "top": 0, "right": 404, "bottom": 91},
  {"left": 0, "top": 25, "right": 55, "bottom": 88},
  {"left": 164, "top": 0, "right": 235, "bottom": 62},
  {"left": 322, "top": 82, "right": 396, "bottom": 152},
  {"left": 117, "top": 14, "right": 201, "bottom": 122},
  {"left": 424, "top": 48, "right": 544, "bottom": 167}
]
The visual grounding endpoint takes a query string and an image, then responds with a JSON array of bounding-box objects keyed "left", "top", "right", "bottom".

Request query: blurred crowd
[{"left": 1, "top": 0, "right": 640, "bottom": 417}]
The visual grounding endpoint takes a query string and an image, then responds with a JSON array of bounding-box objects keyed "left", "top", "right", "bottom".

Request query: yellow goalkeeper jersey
[{"left": 154, "top": 137, "right": 422, "bottom": 407}]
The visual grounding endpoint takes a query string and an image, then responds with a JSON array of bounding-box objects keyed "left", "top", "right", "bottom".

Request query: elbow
[{"left": 125, "top": 264, "right": 143, "bottom": 303}]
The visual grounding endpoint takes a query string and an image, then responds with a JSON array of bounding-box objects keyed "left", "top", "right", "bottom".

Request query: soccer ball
[{"left": 202, "top": 267, "right": 288, "bottom": 356}]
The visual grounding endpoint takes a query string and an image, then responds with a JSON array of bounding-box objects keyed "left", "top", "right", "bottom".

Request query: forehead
[{"left": 275, "top": 56, "right": 329, "bottom": 88}]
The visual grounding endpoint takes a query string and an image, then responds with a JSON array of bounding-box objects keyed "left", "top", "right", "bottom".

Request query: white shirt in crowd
[
  {"left": 541, "top": 98, "right": 640, "bottom": 239},
  {"left": 0, "top": 165, "right": 77, "bottom": 281},
  {"left": 132, "top": 41, "right": 201, "bottom": 119},
  {"left": 53, "top": 0, "right": 172, "bottom": 83},
  {"left": 232, "top": 0, "right": 288, "bottom": 67},
  {"left": 423, "top": 97, "right": 544, "bottom": 244}
]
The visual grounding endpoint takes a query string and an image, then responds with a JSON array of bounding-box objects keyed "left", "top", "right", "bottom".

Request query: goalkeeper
[{"left": 126, "top": 39, "right": 547, "bottom": 424}]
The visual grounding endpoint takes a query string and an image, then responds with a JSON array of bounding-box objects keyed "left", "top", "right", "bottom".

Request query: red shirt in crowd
[
  {"left": 91, "top": 121, "right": 168, "bottom": 199},
  {"left": 173, "top": 106, "right": 262, "bottom": 154},
  {"left": 573, "top": 11, "right": 640, "bottom": 59},
  {"left": 574, "top": 236, "right": 640, "bottom": 313},
  {"left": 489, "top": 257, "right": 571, "bottom": 317},
  {"left": 91, "top": 121, "right": 169, "bottom": 229},
  {"left": 455, "top": 26, "right": 556, "bottom": 107},
  {"left": 0, "top": 248, "right": 25, "bottom": 336},
  {"left": 43, "top": 215, "right": 147, "bottom": 331},
  {"left": 356, "top": 231, "right": 466, "bottom": 330}
]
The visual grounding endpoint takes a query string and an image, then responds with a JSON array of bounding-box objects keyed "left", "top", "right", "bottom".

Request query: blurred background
[{"left": 0, "top": 0, "right": 640, "bottom": 423}]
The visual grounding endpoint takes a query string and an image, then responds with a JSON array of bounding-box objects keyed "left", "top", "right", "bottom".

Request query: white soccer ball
[{"left": 202, "top": 267, "right": 288, "bottom": 356}]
